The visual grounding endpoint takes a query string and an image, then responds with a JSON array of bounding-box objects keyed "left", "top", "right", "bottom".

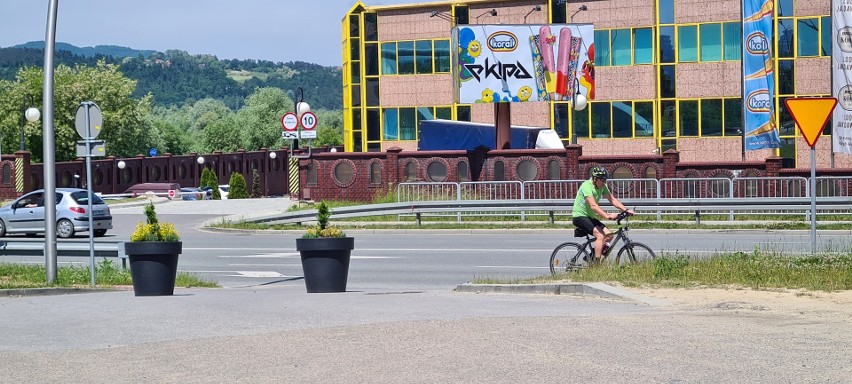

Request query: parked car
[
  {"left": 0, "top": 188, "right": 113, "bottom": 238},
  {"left": 218, "top": 184, "right": 230, "bottom": 200},
  {"left": 180, "top": 187, "right": 213, "bottom": 201}
]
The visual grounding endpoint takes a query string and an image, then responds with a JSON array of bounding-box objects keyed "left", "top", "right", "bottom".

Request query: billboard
[
  {"left": 742, "top": 0, "right": 781, "bottom": 150},
  {"left": 832, "top": 0, "right": 852, "bottom": 155},
  {"left": 452, "top": 24, "right": 595, "bottom": 104}
]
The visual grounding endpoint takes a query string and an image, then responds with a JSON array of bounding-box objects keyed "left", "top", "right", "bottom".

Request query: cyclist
[{"left": 572, "top": 167, "right": 635, "bottom": 262}]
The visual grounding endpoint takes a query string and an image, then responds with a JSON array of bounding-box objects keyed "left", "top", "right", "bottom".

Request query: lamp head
[
  {"left": 534, "top": 5, "right": 541, "bottom": 11},
  {"left": 117, "top": 160, "right": 126, "bottom": 169},
  {"left": 296, "top": 101, "right": 311, "bottom": 117},
  {"left": 573, "top": 93, "right": 588, "bottom": 111},
  {"left": 269, "top": 151, "right": 277, "bottom": 159},
  {"left": 25, "top": 107, "right": 40, "bottom": 123},
  {"left": 430, "top": 10, "right": 439, "bottom": 17},
  {"left": 197, "top": 156, "right": 205, "bottom": 165},
  {"left": 489, "top": 9, "right": 497, "bottom": 16},
  {"left": 579, "top": 5, "right": 588, "bottom": 11}
]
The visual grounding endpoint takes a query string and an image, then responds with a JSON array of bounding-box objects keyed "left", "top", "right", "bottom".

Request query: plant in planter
[
  {"left": 125, "top": 203, "right": 183, "bottom": 296},
  {"left": 295, "top": 202, "right": 354, "bottom": 293}
]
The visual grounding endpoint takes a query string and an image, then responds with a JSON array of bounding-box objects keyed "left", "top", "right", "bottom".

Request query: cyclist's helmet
[{"left": 590, "top": 167, "right": 609, "bottom": 180}]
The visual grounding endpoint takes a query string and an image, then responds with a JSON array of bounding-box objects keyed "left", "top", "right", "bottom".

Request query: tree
[
  {"left": 227, "top": 172, "right": 248, "bottom": 199},
  {"left": 0, "top": 61, "right": 156, "bottom": 162},
  {"left": 237, "top": 87, "right": 293, "bottom": 151},
  {"left": 200, "top": 168, "right": 221, "bottom": 199}
]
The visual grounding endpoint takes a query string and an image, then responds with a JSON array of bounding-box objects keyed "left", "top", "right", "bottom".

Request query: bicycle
[{"left": 550, "top": 211, "right": 656, "bottom": 274}]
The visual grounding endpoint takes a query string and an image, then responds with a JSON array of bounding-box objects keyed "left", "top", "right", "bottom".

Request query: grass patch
[
  {"left": 0, "top": 259, "right": 218, "bottom": 289},
  {"left": 477, "top": 251, "right": 852, "bottom": 292}
]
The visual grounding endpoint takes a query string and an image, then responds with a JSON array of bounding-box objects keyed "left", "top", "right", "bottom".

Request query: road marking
[
  {"left": 476, "top": 265, "right": 550, "bottom": 269},
  {"left": 228, "top": 271, "right": 291, "bottom": 278}
]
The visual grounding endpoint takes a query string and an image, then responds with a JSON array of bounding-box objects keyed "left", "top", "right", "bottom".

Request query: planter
[
  {"left": 295, "top": 237, "right": 355, "bottom": 293},
  {"left": 125, "top": 241, "right": 182, "bottom": 296}
]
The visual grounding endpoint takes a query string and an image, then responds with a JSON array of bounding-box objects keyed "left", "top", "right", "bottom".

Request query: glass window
[
  {"left": 700, "top": 99, "right": 723, "bottom": 136},
  {"left": 381, "top": 42, "right": 397, "bottom": 75},
  {"left": 551, "top": 1, "right": 566, "bottom": 24},
  {"left": 678, "top": 100, "right": 699, "bottom": 137},
  {"left": 351, "top": 61, "right": 360, "bottom": 84},
  {"left": 699, "top": 23, "right": 721, "bottom": 62},
  {"left": 778, "top": 97, "right": 796, "bottom": 136},
  {"left": 612, "top": 101, "right": 633, "bottom": 138},
  {"left": 436, "top": 107, "right": 452, "bottom": 120},
  {"left": 417, "top": 107, "right": 433, "bottom": 127},
  {"left": 797, "top": 18, "right": 820, "bottom": 57},
  {"left": 573, "top": 107, "right": 589, "bottom": 139},
  {"left": 351, "top": 85, "right": 361, "bottom": 107},
  {"left": 456, "top": 105, "right": 471, "bottom": 121},
  {"left": 723, "top": 98, "right": 742, "bottom": 136},
  {"left": 659, "top": 26, "right": 675, "bottom": 63},
  {"left": 634, "top": 101, "right": 654, "bottom": 137},
  {"left": 365, "top": 44, "right": 379, "bottom": 77},
  {"left": 365, "top": 78, "right": 379, "bottom": 106},
  {"left": 722, "top": 22, "right": 741, "bottom": 60},
  {"left": 454, "top": 5, "right": 469, "bottom": 25},
  {"left": 778, "top": 0, "right": 794, "bottom": 17},
  {"left": 400, "top": 108, "right": 416, "bottom": 140},
  {"left": 659, "top": 0, "right": 674, "bottom": 24},
  {"left": 554, "top": 103, "right": 569, "bottom": 138},
  {"left": 383, "top": 108, "right": 398, "bottom": 140},
  {"left": 366, "top": 109, "right": 380, "bottom": 141},
  {"left": 678, "top": 25, "right": 698, "bottom": 62},
  {"left": 778, "top": 20, "right": 794, "bottom": 58},
  {"left": 364, "top": 13, "right": 378, "bottom": 41},
  {"left": 595, "top": 30, "right": 611, "bottom": 66},
  {"left": 591, "top": 102, "right": 612, "bottom": 138},
  {"left": 779, "top": 59, "right": 795, "bottom": 95},
  {"left": 633, "top": 28, "right": 653, "bottom": 64},
  {"left": 398, "top": 41, "right": 414, "bottom": 74},
  {"left": 349, "top": 14, "right": 359, "bottom": 38},
  {"left": 611, "top": 29, "right": 631, "bottom": 66},
  {"left": 660, "top": 65, "right": 675, "bottom": 98},
  {"left": 661, "top": 101, "right": 676, "bottom": 138},
  {"left": 822, "top": 17, "right": 832, "bottom": 56},
  {"left": 415, "top": 40, "right": 433, "bottom": 74},
  {"left": 435, "top": 40, "right": 451, "bottom": 72},
  {"left": 350, "top": 38, "right": 360, "bottom": 61}
]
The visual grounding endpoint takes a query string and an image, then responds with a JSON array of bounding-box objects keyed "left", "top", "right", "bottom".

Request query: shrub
[
  {"left": 251, "top": 169, "right": 261, "bottom": 198},
  {"left": 302, "top": 202, "right": 346, "bottom": 238},
  {"left": 200, "top": 168, "right": 221, "bottom": 200},
  {"left": 130, "top": 203, "right": 180, "bottom": 242},
  {"left": 228, "top": 172, "right": 249, "bottom": 199}
]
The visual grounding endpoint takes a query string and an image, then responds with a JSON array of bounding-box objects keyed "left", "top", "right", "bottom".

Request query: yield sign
[{"left": 784, "top": 97, "right": 838, "bottom": 148}]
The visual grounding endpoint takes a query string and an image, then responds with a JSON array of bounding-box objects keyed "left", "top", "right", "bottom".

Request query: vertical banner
[
  {"left": 832, "top": 0, "right": 852, "bottom": 155},
  {"left": 742, "top": 0, "right": 781, "bottom": 150},
  {"left": 452, "top": 24, "right": 594, "bottom": 104}
]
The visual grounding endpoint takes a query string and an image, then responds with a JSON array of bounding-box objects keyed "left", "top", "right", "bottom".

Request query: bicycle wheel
[
  {"left": 550, "top": 242, "right": 592, "bottom": 275},
  {"left": 615, "top": 242, "right": 656, "bottom": 264}
]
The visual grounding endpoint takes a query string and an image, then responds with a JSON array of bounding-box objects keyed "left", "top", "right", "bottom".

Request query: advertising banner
[
  {"left": 742, "top": 0, "right": 781, "bottom": 150},
  {"left": 452, "top": 24, "right": 594, "bottom": 104},
  {"left": 832, "top": 0, "right": 852, "bottom": 155}
]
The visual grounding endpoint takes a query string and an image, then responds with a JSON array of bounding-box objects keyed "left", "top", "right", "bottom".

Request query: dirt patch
[{"left": 623, "top": 284, "right": 852, "bottom": 322}]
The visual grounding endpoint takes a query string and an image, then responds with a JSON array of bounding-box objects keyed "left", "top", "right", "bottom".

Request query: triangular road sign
[{"left": 784, "top": 97, "right": 837, "bottom": 148}]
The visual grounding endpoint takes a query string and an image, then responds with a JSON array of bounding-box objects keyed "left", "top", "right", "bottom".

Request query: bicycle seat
[{"left": 573, "top": 227, "right": 591, "bottom": 238}]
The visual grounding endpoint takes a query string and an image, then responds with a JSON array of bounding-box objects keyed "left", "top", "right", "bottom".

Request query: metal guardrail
[
  {"left": 0, "top": 240, "right": 127, "bottom": 268},
  {"left": 245, "top": 197, "right": 852, "bottom": 226}
]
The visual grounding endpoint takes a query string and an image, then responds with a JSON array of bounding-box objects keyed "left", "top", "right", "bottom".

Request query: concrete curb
[
  {"left": 0, "top": 287, "right": 127, "bottom": 298},
  {"left": 454, "top": 283, "right": 668, "bottom": 306}
]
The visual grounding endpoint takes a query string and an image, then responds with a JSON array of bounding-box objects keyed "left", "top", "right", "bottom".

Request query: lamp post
[
  {"left": 570, "top": 77, "right": 588, "bottom": 145},
  {"left": 523, "top": 5, "right": 541, "bottom": 23},
  {"left": 476, "top": 8, "right": 497, "bottom": 23},
  {"left": 570, "top": 5, "right": 588, "bottom": 22},
  {"left": 265, "top": 151, "right": 277, "bottom": 196},
  {"left": 293, "top": 87, "right": 311, "bottom": 152},
  {"left": 20, "top": 95, "right": 41, "bottom": 151}
]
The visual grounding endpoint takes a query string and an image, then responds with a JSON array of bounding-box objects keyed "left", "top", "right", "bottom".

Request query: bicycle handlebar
[{"left": 615, "top": 210, "right": 633, "bottom": 225}]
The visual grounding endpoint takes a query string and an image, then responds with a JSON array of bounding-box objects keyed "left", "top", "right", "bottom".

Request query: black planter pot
[
  {"left": 125, "top": 241, "right": 182, "bottom": 296},
  {"left": 295, "top": 237, "right": 355, "bottom": 293}
]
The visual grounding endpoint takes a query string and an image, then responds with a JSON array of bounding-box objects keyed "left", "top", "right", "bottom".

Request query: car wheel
[
  {"left": 94, "top": 229, "right": 107, "bottom": 237},
  {"left": 0, "top": 219, "right": 6, "bottom": 237},
  {"left": 57, "top": 219, "right": 75, "bottom": 238}
]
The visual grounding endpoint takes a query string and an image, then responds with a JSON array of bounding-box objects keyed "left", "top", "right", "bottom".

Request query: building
[{"left": 341, "top": 0, "right": 852, "bottom": 170}]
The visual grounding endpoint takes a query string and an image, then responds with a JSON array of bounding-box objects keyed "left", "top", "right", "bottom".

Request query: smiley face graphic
[
  {"left": 518, "top": 86, "right": 533, "bottom": 101},
  {"left": 468, "top": 40, "right": 482, "bottom": 58}
]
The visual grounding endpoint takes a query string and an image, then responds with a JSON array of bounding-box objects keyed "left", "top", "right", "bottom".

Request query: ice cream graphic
[
  {"left": 566, "top": 36, "right": 582, "bottom": 100},
  {"left": 556, "top": 27, "right": 573, "bottom": 100},
  {"left": 529, "top": 35, "right": 549, "bottom": 100},
  {"left": 538, "top": 26, "right": 557, "bottom": 97}
]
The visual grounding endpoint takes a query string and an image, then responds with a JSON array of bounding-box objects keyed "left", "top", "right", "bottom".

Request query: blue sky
[{"left": 1, "top": 0, "right": 407, "bottom": 67}]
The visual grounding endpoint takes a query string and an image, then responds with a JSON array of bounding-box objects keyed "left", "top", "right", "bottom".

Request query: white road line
[{"left": 476, "top": 266, "right": 551, "bottom": 269}]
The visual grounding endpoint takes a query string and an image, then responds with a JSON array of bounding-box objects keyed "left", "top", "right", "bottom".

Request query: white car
[{"left": 218, "top": 185, "right": 230, "bottom": 200}]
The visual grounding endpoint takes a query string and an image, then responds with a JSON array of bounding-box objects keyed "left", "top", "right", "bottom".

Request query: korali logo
[
  {"left": 487, "top": 31, "right": 518, "bottom": 52},
  {"left": 746, "top": 32, "right": 769, "bottom": 55},
  {"left": 747, "top": 89, "right": 771, "bottom": 113}
]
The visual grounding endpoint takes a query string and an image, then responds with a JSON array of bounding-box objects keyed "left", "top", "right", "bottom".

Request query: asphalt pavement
[{"left": 2, "top": 198, "right": 851, "bottom": 383}]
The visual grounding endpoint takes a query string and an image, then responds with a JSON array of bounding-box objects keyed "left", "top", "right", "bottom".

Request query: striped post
[
  {"left": 288, "top": 157, "right": 299, "bottom": 199},
  {"left": 15, "top": 157, "right": 24, "bottom": 193}
]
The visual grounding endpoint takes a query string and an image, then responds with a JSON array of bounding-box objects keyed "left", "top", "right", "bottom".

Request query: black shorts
[{"left": 572, "top": 216, "right": 606, "bottom": 234}]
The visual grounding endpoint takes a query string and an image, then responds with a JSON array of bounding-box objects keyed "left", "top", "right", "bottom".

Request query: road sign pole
[
  {"left": 810, "top": 148, "right": 816, "bottom": 255},
  {"left": 83, "top": 102, "right": 96, "bottom": 287}
]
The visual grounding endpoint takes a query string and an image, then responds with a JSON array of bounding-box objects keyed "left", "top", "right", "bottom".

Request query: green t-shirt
[{"left": 572, "top": 179, "right": 609, "bottom": 218}]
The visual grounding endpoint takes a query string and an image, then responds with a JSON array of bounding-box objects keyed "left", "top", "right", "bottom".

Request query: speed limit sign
[{"left": 300, "top": 112, "right": 318, "bottom": 139}]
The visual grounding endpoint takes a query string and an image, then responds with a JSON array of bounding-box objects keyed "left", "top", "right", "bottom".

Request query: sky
[{"left": 1, "top": 0, "right": 408, "bottom": 67}]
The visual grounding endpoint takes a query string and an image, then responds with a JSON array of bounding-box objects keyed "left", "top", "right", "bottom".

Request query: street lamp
[
  {"left": 476, "top": 8, "right": 497, "bottom": 23},
  {"left": 570, "top": 77, "right": 588, "bottom": 145},
  {"left": 265, "top": 151, "right": 277, "bottom": 196},
  {"left": 21, "top": 95, "right": 41, "bottom": 151},
  {"left": 293, "top": 87, "right": 310, "bottom": 152},
  {"left": 523, "top": 5, "right": 541, "bottom": 23},
  {"left": 570, "top": 5, "right": 588, "bottom": 22}
]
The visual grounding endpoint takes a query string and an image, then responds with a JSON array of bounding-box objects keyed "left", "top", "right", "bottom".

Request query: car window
[
  {"left": 17, "top": 192, "right": 43, "bottom": 208},
  {"left": 70, "top": 191, "right": 105, "bottom": 205}
]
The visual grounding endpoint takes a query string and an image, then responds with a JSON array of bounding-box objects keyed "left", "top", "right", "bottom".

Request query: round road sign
[
  {"left": 301, "top": 112, "right": 318, "bottom": 130},
  {"left": 281, "top": 112, "right": 298, "bottom": 131}
]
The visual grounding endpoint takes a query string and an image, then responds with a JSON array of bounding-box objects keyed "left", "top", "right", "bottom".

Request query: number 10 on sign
[{"left": 300, "top": 112, "right": 317, "bottom": 139}]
